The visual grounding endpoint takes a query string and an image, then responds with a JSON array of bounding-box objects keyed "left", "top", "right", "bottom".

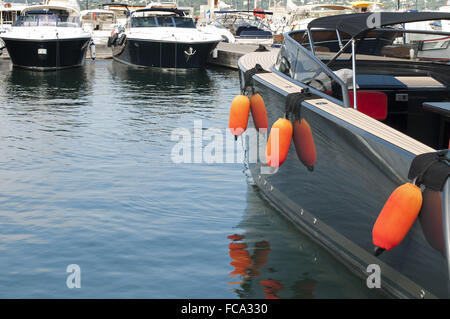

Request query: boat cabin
[
  {"left": 276, "top": 12, "right": 450, "bottom": 150},
  {"left": 214, "top": 10, "right": 272, "bottom": 38},
  {"left": 128, "top": 8, "right": 195, "bottom": 29},
  {"left": 13, "top": 5, "right": 81, "bottom": 27},
  {"left": 81, "top": 9, "right": 116, "bottom": 31}
]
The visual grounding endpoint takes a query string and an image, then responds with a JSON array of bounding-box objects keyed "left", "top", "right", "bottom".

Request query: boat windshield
[
  {"left": 13, "top": 14, "right": 81, "bottom": 27},
  {"left": 131, "top": 16, "right": 158, "bottom": 27},
  {"left": 276, "top": 35, "right": 348, "bottom": 104},
  {"left": 173, "top": 17, "right": 195, "bottom": 28},
  {"left": 130, "top": 16, "right": 195, "bottom": 28}
]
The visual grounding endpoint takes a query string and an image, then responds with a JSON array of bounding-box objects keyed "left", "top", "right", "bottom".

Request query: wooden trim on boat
[
  {"left": 395, "top": 76, "right": 445, "bottom": 88},
  {"left": 239, "top": 51, "right": 436, "bottom": 156}
]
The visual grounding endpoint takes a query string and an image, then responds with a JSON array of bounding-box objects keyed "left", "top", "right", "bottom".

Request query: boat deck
[{"left": 239, "top": 50, "right": 435, "bottom": 156}]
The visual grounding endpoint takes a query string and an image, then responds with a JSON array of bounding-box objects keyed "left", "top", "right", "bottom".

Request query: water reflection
[
  {"left": 227, "top": 233, "right": 315, "bottom": 299},
  {"left": 105, "top": 62, "right": 223, "bottom": 145},
  {"left": 0, "top": 63, "right": 92, "bottom": 138},
  {"left": 227, "top": 186, "right": 384, "bottom": 299},
  {"left": 108, "top": 61, "right": 213, "bottom": 95},
  {"left": 3, "top": 65, "right": 91, "bottom": 102}
]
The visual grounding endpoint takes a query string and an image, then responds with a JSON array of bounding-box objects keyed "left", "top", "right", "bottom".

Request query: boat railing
[{"left": 276, "top": 30, "right": 351, "bottom": 107}]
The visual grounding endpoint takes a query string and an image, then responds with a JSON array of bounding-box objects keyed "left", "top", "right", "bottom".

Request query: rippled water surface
[{"left": 0, "top": 60, "right": 383, "bottom": 298}]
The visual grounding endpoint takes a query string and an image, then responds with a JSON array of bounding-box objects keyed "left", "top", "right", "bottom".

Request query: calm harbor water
[{"left": 0, "top": 60, "right": 383, "bottom": 298}]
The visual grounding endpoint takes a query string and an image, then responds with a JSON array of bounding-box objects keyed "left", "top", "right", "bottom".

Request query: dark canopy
[
  {"left": 133, "top": 8, "right": 186, "bottom": 16},
  {"left": 307, "top": 12, "right": 450, "bottom": 37}
]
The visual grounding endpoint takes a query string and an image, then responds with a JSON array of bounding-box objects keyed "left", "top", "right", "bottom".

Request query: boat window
[
  {"left": 13, "top": 15, "right": 81, "bottom": 27},
  {"left": 131, "top": 16, "right": 157, "bottom": 28},
  {"left": 294, "top": 45, "right": 344, "bottom": 95},
  {"left": 156, "top": 16, "right": 175, "bottom": 27},
  {"left": 173, "top": 17, "right": 195, "bottom": 28}
]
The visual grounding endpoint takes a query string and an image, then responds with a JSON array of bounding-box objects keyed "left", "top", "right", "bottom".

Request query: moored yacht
[
  {"left": 214, "top": 10, "right": 273, "bottom": 45},
  {"left": 236, "top": 12, "right": 450, "bottom": 298},
  {"left": 0, "top": 0, "right": 91, "bottom": 70},
  {"left": 404, "top": 5, "right": 450, "bottom": 63},
  {"left": 110, "top": 4, "right": 222, "bottom": 69},
  {"left": 81, "top": 8, "right": 118, "bottom": 46}
]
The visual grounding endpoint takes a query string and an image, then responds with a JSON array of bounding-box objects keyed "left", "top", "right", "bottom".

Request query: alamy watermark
[
  {"left": 366, "top": 12, "right": 382, "bottom": 29},
  {"left": 170, "top": 120, "right": 279, "bottom": 174},
  {"left": 366, "top": 264, "right": 381, "bottom": 289},
  {"left": 66, "top": 264, "right": 81, "bottom": 289}
]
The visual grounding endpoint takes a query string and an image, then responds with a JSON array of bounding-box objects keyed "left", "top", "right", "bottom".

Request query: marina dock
[{"left": 207, "top": 42, "right": 279, "bottom": 69}]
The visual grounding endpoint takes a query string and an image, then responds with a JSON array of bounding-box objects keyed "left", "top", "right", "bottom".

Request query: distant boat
[
  {"left": 81, "top": 8, "right": 120, "bottom": 46},
  {"left": 110, "top": 4, "right": 222, "bottom": 69},
  {"left": 0, "top": 0, "right": 91, "bottom": 70},
  {"left": 214, "top": 10, "right": 273, "bottom": 45},
  {"left": 404, "top": 5, "right": 450, "bottom": 63},
  {"left": 0, "top": 0, "right": 29, "bottom": 32}
]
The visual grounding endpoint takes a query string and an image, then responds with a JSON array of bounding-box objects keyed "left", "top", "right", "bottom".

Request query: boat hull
[
  {"left": 239, "top": 66, "right": 450, "bottom": 298},
  {"left": 112, "top": 38, "right": 220, "bottom": 69},
  {"left": 2, "top": 37, "right": 90, "bottom": 71}
]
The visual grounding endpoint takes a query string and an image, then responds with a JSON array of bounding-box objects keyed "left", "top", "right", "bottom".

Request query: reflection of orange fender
[
  {"left": 229, "top": 95, "right": 250, "bottom": 137},
  {"left": 266, "top": 118, "right": 293, "bottom": 167},
  {"left": 260, "top": 279, "right": 284, "bottom": 299},
  {"left": 250, "top": 94, "right": 268, "bottom": 131},
  {"left": 229, "top": 243, "right": 252, "bottom": 277},
  {"left": 229, "top": 243, "right": 247, "bottom": 250},
  {"left": 227, "top": 234, "right": 245, "bottom": 241},
  {"left": 373, "top": 183, "right": 423, "bottom": 253},
  {"left": 293, "top": 119, "right": 316, "bottom": 171}
]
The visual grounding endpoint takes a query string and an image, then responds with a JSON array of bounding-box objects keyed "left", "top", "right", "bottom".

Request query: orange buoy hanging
[
  {"left": 293, "top": 118, "right": 316, "bottom": 171},
  {"left": 229, "top": 94, "right": 250, "bottom": 139},
  {"left": 266, "top": 118, "right": 293, "bottom": 167},
  {"left": 372, "top": 183, "right": 423, "bottom": 255},
  {"left": 250, "top": 93, "right": 268, "bottom": 131}
]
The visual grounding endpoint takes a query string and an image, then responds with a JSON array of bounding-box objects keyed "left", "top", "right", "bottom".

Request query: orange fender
[
  {"left": 266, "top": 118, "right": 293, "bottom": 167},
  {"left": 250, "top": 93, "right": 268, "bottom": 131},
  {"left": 293, "top": 119, "right": 317, "bottom": 170},
  {"left": 229, "top": 95, "right": 250, "bottom": 137},
  {"left": 372, "top": 183, "right": 423, "bottom": 254}
]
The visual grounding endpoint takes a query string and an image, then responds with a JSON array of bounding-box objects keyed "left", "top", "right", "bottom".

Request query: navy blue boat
[
  {"left": 0, "top": 0, "right": 91, "bottom": 71},
  {"left": 110, "top": 7, "right": 221, "bottom": 69}
]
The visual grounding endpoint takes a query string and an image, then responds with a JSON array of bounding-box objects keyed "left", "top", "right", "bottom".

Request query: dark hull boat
[
  {"left": 3, "top": 38, "right": 89, "bottom": 71},
  {"left": 112, "top": 38, "right": 219, "bottom": 69},
  {"left": 110, "top": 7, "right": 221, "bottom": 69},
  {"left": 0, "top": 0, "right": 91, "bottom": 71},
  {"left": 236, "top": 12, "right": 450, "bottom": 298}
]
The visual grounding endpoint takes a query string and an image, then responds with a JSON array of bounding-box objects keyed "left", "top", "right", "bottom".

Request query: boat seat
[{"left": 349, "top": 90, "right": 388, "bottom": 120}]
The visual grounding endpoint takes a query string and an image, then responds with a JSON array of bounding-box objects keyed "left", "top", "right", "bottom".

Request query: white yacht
[
  {"left": 0, "top": 0, "right": 91, "bottom": 70},
  {"left": 404, "top": 4, "right": 450, "bottom": 63},
  {"left": 110, "top": 3, "right": 222, "bottom": 69}
]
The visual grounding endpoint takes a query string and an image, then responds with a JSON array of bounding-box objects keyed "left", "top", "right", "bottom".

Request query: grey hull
[{"left": 240, "top": 69, "right": 449, "bottom": 299}]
